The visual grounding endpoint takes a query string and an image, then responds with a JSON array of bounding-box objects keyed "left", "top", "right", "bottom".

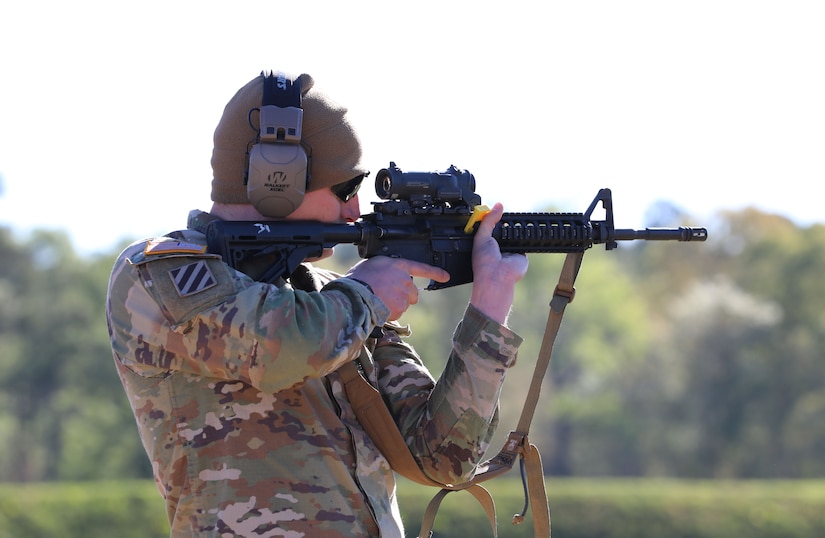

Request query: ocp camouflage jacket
[{"left": 106, "top": 224, "right": 522, "bottom": 538}]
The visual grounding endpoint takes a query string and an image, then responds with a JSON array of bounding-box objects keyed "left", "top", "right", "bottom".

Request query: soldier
[{"left": 106, "top": 70, "right": 528, "bottom": 537}]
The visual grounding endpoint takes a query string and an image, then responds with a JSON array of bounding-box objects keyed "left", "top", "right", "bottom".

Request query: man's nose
[{"left": 342, "top": 194, "right": 361, "bottom": 222}]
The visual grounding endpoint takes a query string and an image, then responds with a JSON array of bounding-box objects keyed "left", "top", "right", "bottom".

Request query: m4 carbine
[{"left": 204, "top": 162, "right": 708, "bottom": 288}]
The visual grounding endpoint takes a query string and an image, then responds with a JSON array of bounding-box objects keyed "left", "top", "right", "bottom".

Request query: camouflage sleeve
[
  {"left": 372, "top": 304, "right": 522, "bottom": 485},
  {"left": 108, "top": 241, "right": 390, "bottom": 393}
]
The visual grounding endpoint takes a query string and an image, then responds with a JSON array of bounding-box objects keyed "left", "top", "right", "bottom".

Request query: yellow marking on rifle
[{"left": 464, "top": 205, "right": 492, "bottom": 233}]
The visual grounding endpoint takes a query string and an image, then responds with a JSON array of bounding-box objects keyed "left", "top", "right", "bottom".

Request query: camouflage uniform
[{"left": 106, "top": 218, "right": 522, "bottom": 538}]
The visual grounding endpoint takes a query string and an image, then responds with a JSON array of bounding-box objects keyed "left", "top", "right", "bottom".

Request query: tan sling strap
[
  {"left": 339, "top": 360, "right": 499, "bottom": 532},
  {"left": 342, "top": 251, "right": 585, "bottom": 538},
  {"left": 339, "top": 359, "right": 448, "bottom": 489},
  {"left": 339, "top": 361, "right": 499, "bottom": 533}
]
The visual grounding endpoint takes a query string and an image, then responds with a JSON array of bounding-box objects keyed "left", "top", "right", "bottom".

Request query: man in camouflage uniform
[{"left": 106, "top": 71, "right": 528, "bottom": 537}]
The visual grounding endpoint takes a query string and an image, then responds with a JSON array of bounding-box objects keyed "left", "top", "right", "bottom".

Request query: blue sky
[{"left": 1, "top": 1, "right": 823, "bottom": 255}]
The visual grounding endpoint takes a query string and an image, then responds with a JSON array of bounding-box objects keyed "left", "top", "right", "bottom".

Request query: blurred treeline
[{"left": 1, "top": 201, "right": 824, "bottom": 483}]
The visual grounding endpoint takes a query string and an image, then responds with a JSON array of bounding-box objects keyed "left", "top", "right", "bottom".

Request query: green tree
[
  {"left": 619, "top": 210, "right": 825, "bottom": 478},
  {"left": 0, "top": 229, "right": 149, "bottom": 481}
]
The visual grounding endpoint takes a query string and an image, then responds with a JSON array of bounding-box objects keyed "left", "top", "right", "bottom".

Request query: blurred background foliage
[{"left": 1, "top": 201, "right": 824, "bottom": 484}]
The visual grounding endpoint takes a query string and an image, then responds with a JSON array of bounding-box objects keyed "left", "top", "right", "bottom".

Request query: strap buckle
[{"left": 550, "top": 285, "right": 575, "bottom": 312}]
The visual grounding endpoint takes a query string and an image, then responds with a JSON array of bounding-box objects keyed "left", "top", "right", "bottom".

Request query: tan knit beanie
[{"left": 211, "top": 72, "right": 366, "bottom": 204}]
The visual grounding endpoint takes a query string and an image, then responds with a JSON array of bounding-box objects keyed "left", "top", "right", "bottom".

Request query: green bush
[
  {"left": 0, "top": 481, "right": 168, "bottom": 538},
  {"left": 399, "top": 478, "right": 825, "bottom": 538},
  {"left": 1, "top": 478, "right": 824, "bottom": 538}
]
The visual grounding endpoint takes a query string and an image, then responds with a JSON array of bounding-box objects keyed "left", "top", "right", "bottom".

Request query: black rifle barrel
[{"left": 613, "top": 227, "right": 708, "bottom": 242}]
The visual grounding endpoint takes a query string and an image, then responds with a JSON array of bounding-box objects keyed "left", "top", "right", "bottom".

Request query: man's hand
[
  {"left": 470, "top": 203, "right": 529, "bottom": 324},
  {"left": 346, "top": 257, "right": 450, "bottom": 321}
]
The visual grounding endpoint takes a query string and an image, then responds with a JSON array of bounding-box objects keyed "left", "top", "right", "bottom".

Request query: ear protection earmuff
[{"left": 245, "top": 71, "right": 310, "bottom": 218}]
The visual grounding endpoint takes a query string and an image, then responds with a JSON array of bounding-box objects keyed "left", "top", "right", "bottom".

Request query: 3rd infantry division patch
[{"left": 169, "top": 260, "right": 217, "bottom": 297}]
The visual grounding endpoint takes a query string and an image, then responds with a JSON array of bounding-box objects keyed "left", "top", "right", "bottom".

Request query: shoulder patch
[
  {"left": 169, "top": 260, "right": 217, "bottom": 297},
  {"left": 140, "top": 256, "right": 236, "bottom": 324}
]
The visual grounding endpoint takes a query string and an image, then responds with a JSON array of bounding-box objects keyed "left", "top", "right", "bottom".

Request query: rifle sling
[
  {"left": 342, "top": 251, "right": 585, "bottom": 538},
  {"left": 339, "top": 360, "right": 445, "bottom": 488},
  {"left": 339, "top": 361, "right": 500, "bottom": 535}
]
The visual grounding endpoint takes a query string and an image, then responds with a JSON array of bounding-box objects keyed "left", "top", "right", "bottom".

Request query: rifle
[{"left": 203, "top": 162, "right": 708, "bottom": 288}]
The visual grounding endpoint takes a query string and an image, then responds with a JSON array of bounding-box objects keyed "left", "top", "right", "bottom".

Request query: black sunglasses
[{"left": 331, "top": 173, "right": 367, "bottom": 203}]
